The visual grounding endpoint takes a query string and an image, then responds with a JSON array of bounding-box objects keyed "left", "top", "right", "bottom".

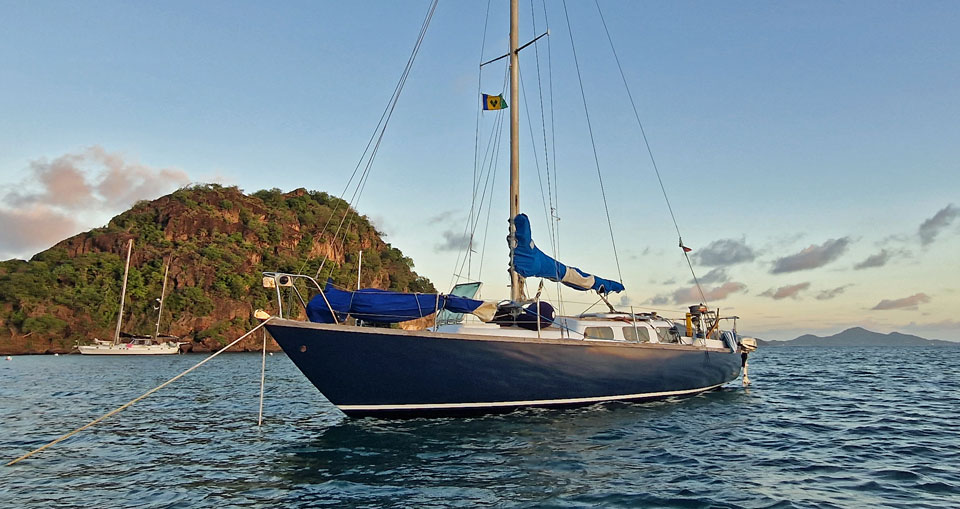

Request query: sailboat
[
  {"left": 262, "top": 1, "right": 757, "bottom": 417},
  {"left": 79, "top": 240, "right": 181, "bottom": 355}
]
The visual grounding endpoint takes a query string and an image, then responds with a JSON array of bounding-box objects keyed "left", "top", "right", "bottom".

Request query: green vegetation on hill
[{"left": 0, "top": 184, "right": 434, "bottom": 353}]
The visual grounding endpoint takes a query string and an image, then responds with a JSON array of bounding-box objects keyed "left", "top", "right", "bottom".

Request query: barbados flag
[{"left": 482, "top": 93, "right": 508, "bottom": 110}]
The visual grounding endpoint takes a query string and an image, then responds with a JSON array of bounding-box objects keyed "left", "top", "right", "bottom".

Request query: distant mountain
[{"left": 763, "top": 327, "right": 957, "bottom": 347}]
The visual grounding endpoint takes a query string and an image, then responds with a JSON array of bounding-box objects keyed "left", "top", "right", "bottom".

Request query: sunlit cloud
[
  {"left": 670, "top": 282, "right": 746, "bottom": 305},
  {"left": 771, "top": 237, "right": 851, "bottom": 274},
  {"left": 0, "top": 146, "right": 191, "bottom": 259},
  {"left": 760, "top": 282, "right": 810, "bottom": 300},
  {"left": 871, "top": 293, "right": 931, "bottom": 311},
  {"left": 918, "top": 204, "right": 958, "bottom": 245},
  {"left": 0, "top": 206, "right": 79, "bottom": 259},
  {"left": 692, "top": 238, "right": 756, "bottom": 267}
]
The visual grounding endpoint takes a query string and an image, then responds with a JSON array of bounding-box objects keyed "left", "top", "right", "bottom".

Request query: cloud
[
  {"left": 435, "top": 230, "right": 472, "bottom": 252},
  {"left": 7, "top": 146, "right": 189, "bottom": 211},
  {"left": 871, "top": 293, "right": 931, "bottom": 311},
  {"left": 854, "top": 249, "right": 892, "bottom": 270},
  {"left": 771, "top": 237, "right": 851, "bottom": 274},
  {"left": 0, "top": 206, "right": 79, "bottom": 259},
  {"left": 760, "top": 282, "right": 810, "bottom": 300},
  {"left": 816, "top": 285, "right": 851, "bottom": 300},
  {"left": 671, "top": 282, "right": 746, "bottom": 305},
  {"left": 918, "top": 204, "right": 958, "bottom": 245},
  {"left": 426, "top": 210, "right": 457, "bottom": 226},
  {"left": 0, "top": 146, "right": 191, "bottom": 259},
  {"left": 691, "top": 267, "right": 729, "bottom": 285},
  {"left": 647, "top": 295, "right": 671, "bottom": 306},
  {"left": 692, "top": 238, "right": 756, "bottom": 267},
  {"left": 87, "top": 146, "right": 190, "bottom": 208}
]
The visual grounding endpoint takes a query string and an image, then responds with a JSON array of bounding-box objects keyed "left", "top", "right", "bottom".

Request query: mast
[
  {"left": 113, "top": 238, "right": 133, "bottom": 345},
  {"left": 508, "top": 0, "right": 521, "bottom": 302},
  {"left": 154, "top": 260, "right": 170, "bottom": 341}
]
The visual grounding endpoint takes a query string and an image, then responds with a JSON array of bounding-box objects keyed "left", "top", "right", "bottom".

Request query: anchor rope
[{"left": 6, "top": 319, "right": 273, "bottom": 467}]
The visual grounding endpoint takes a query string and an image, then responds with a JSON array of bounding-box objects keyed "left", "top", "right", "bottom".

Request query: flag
[
  {"left": 679, "top": 239, "right": 692, "bottom": 253},
  {"left": 482, "top": 93, "right": 507, "bottom": 110}
]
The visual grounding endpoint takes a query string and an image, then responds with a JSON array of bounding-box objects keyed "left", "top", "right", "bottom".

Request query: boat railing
[{"left": 262, "top": 272, "right": 338, "bottom": 322}]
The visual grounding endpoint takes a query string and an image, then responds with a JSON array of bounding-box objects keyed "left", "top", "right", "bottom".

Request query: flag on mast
[{"left": 482, "top": 93, "right": 508, "bottom": 110}]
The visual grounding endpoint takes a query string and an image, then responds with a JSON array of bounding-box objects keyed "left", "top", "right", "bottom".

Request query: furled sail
[
  {"left": 306, "top": 282, "right": 497, "bottom": 324},
  {"left": 511, "top": 213, "right": 625, "bottom": 294}
]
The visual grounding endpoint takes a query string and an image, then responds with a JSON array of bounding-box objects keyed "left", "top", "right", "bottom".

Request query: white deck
[{"left": 437, "top": 314, "right": 729, "bottom": 349}]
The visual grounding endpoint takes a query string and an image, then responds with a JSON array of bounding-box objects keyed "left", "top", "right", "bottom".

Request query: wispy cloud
[
  {"left": 816, "top": 285, "right": 851, "bottom": 300},
  {"left": 918, "top": 204, "right": 958, "bottom": 245},
  {"left": 0, "top": 146, "right": 190, "bottom": 259},
  {"left": 670, "top": 282, "right": 746, "bottom": 305},
  {"left": 692, "top": 238, "right": 756, "bottom": 267},
  {"left": 691, "top": 267, "right": 729, "bottom": 285},
  {"left": 647, "top": 295, "right": 671, "bottom": 306},
  {"left": 435, "top": 230, "right": 472, "bottom": 252},
  {"left": 760, "top": 282, "right": 810, "bottom": 300},
  {"left": 771, "top": 237, "right": 851, "bottom": 274},
  {"left": 871, "top": 293, "right": 931, "bottom": 311},
  {"left": 854, "top": 249, "right": 892, "bottom": 270}
]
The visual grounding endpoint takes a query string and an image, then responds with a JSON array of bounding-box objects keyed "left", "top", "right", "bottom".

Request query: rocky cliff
[{"left": 0, "top": 184, "right": 434, "bottom": 354}]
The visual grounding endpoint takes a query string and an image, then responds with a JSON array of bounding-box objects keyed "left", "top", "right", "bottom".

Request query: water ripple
[{"left": 2, "top": 347, "right": 959, "bottom": 507}]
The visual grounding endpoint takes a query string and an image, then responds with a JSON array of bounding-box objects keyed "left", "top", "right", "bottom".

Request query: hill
[
  {"left": 763, "top": 327, "right": 956, "bottom": 347},
  {"left": 0, "top": 184, "right": 434, "bottom": 354}
]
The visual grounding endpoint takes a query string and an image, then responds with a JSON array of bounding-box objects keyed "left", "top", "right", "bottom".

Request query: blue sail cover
[
  {"left": 511, "top": 213, "right": 625, "bottom": 294},
  {"left": 306, "top": 282, "right": 491, "bottom": 324}
]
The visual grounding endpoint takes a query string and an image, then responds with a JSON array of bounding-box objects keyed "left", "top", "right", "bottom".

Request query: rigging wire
[
  {"left": 592, "top": 0, "right": 707, "bottom": 305},
  {"left": 541, "top": 0, "right": 564, "bottom": 315},
  {"left": 467, "top": 0, "right": 494, "bottom": 279},
  {"left": 518, "top": 67, "right": 556, "bottom": 253},
  {"left": 531, "top": 0, "right": 564, "bottom": 315},
  {"left": 312, "top": 0, "right": 440, "bottom": 282},
  {"left": 450, "top": 60, "right": 509, "bottom": 292},
  {"left": 561, "top": 0, "right": 625, "bottom": 287}
]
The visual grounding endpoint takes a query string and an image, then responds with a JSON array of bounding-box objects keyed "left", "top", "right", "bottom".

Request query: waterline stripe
[{"left": 337, "top": 383, "right": 724, "bottom": 411}]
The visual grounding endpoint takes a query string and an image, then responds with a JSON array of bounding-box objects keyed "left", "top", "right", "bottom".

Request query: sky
[{"left": 1, "top": 1, "right": 958, "bottom": 341}]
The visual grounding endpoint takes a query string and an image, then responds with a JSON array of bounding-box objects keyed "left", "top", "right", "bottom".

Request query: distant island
[
  {"left": 759, "top": 327, "right": 957, "bottom": 347},
  {"left": 0, "top": 184, "right": 434, "bottom": 355}
]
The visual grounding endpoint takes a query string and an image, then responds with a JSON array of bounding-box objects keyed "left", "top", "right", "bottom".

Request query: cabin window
[
  {"left": 583, "top": 327, "right": 614, "bottom": 339},
  {"left": 623, "top": 327, "right": 650, "bottom": 342},
  {"left": 654, "top": 327, "right": 676, "bottom": 343}
]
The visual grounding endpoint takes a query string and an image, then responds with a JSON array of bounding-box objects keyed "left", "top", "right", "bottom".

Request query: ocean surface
[{"left": 1, "top": 346, "right": 958, "bottom": 508}]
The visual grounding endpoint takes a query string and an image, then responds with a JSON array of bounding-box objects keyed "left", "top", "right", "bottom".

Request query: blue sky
[{"left": 1, "top": 1, "right": 958, "bottom": 340}]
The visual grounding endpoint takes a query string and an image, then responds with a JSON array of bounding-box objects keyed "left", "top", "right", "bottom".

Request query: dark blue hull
[{"left": 266, "top": 319, "right": 742, "bottom": 418}]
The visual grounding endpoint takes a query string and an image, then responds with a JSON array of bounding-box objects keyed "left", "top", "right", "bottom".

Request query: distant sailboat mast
[
  {"left": 113, "top": 239, "right": 133, "bottom": 346},
  {"left": 508, "top": 0, "right": 521, "bottom": 302},
  {"left": 154, "top": 260, "right": 170, "bottom": 341}
]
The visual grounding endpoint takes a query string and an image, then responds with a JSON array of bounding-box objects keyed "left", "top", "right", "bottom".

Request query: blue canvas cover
[
  {"left": 306, "top": 282, "right": 489, "bottom": 324},
  {"left": 511, "top": 213, "right": 625, "bottom": 294}
]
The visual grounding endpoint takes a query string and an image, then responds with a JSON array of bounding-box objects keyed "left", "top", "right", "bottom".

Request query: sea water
[{"left": 1, "top": 346, "right": 958, "bottom": 507}]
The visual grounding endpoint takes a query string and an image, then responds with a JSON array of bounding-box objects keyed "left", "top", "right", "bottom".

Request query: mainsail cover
[
  {"left": 306, "top": 282, "right": 496, "bottom": 324},
  {"left": 511, "top": 213, "right": 625, "bottom": 294}
]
